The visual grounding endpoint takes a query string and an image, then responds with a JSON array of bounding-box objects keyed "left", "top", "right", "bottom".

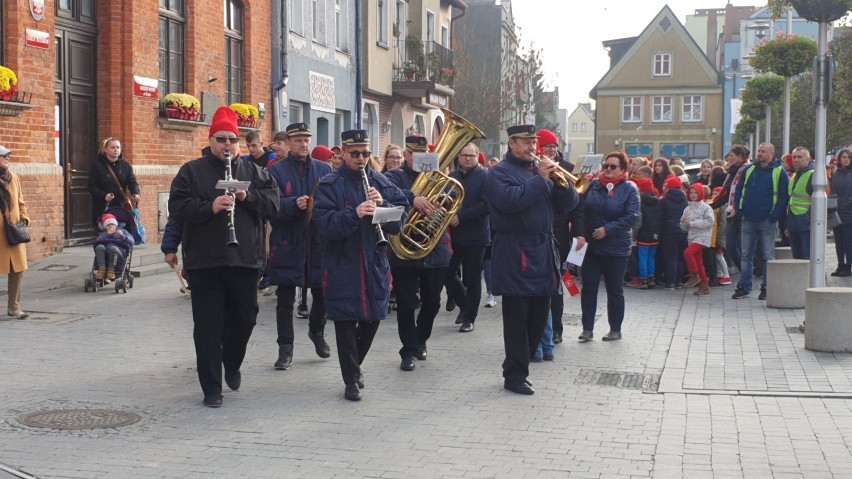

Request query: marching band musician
[
  {"left": 168, "top": 106, "right": 279, "bottom": 408},
  {"left": 384, "top": 136, "right": 453, "bottom": 372},
  {"left": 312, "top": 129, "right": 408, "bottom": 401},
  {"left": 267, "top": 123, "right": 334, "bottom": 371},
  {"left": 485, "top": 125, "right": 578, "bottom": 395}
]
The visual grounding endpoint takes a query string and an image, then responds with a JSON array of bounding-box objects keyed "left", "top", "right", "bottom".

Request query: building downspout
[
  {"left": 449, "top": 1, "right": 467, "bottom": 110},
  {"left": 272, "top": 0, "right": 289, "bottom": 134}
]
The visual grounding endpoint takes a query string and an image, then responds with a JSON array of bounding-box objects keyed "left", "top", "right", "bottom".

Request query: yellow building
[{"left": 591, "top": 6, "right": 723, "bottom": 163}]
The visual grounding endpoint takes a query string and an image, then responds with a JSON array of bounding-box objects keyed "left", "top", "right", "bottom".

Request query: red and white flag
[{"left": 562, "top": 270, "right": 580, "bottom": 297}]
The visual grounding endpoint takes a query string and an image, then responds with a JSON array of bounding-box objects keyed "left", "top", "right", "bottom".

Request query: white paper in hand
[
  {"left": 412, "top": 152, "right": 439, "bottom": 173},
  {"left": 566, "top": 237, "right": 588, "bottom": 266},
  {"left": 372, "top": 206, "right": 405, "bottom": 224}
]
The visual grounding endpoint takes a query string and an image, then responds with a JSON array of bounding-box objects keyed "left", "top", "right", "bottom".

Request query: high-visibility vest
[
  {"left": 739, "top": 163, "right": 783, "bottom": 210},
  {"left": 787, "top": 168, "right": 814, "bottom": 216}
]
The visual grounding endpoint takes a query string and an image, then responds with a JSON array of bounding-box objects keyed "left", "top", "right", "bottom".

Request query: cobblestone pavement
[{"left": 1, "top": 246, "right": 852, "bottom": 478}]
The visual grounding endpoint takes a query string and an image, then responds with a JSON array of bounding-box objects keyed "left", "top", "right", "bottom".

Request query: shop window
[
  {"left": 159, "top": 0, "right": 186, "bottom": 95},
  {"left": 224, "top": 0, "right": 244, "bottom": 105}
]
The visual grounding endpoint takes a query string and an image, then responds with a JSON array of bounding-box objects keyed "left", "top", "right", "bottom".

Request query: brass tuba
[{"left": 389, "top": 109, "right": 486, "bottom": 260}]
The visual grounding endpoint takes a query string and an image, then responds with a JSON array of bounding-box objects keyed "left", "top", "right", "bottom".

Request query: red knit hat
[
  {"left": 664, "top": 176, "right": 683, "bottom": 191},
  {"left": 311, "top": 145, "right": 334, "bottom": 162},
  {"left": 208, "top": 106, "right": 240, "bottom": 138},
  {"left": 478, "top": 152, "right": 487, "bottom": 165},
  {"left": 688, "top": 181, "right": 705, "bottom": 201},
  {"left": 635, "top": 177, "right": 655, "bottom": 194},
  {"left": 101, "top": 213, "right": 118, "bottom": 228},
  {"left": 537, "top": 128, "right": 558, "bottom": 147}
]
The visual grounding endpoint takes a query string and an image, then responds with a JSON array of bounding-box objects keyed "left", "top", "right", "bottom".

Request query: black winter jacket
[
  {"left": 637, "top": 192, "right": 663, "bottom": 244},
  {"left": 168, "top": 147, "right": 279, "bottom": 271},
  {"left": 88, "top": 154, "right": 141, "bottom": 217}
]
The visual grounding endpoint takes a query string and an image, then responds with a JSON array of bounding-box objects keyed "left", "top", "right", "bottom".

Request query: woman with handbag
[
  {"left": 88, "top": 138, "right": 141, "bottom": 224},
  {"left": 0, "top": 146, "right": 31, "bottom": 319}
]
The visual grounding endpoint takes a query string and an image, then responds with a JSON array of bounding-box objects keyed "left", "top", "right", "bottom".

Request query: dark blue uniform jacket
[
  {"left": 448, "top": 165, "right": 490, "bottom": 246},
  {"left": 582, "top": 178, "right": 641, "bottom": 257}
]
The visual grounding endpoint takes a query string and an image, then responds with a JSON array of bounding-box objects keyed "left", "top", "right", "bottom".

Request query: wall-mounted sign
[
  {"left": 25, "top": 28, "right": 50, "bottom": 49},
  {"left": 29, "top": 0, "right": 45, "bottom": 21},
  {"left": 427, "top": 92, "right": 448, "bottom": 108},
  {"left": 309, "top": 72, "right": 335, "bottom": 114},
  {"left": 133, "top": 76, "right": 159, "bottom": 99}
]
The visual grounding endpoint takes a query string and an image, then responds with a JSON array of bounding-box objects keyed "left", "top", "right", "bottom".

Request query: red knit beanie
[
  {"left": 478, "top": 152, "right": 487, "bottom": 164},
  {"left": 635, "top": 177, "right": 654, "bottom": 194},
  {"left": 311, "top": 145, "right": 334, "bottom": 162},
  {"left": 208, "top": 106, "right": 240, "bottom": 138},
  {"left": 537, "top": 128, "right": 558, "bottom": 147},
  {"left": 664, "top": 176, "right": 683, "bottom": 191}
]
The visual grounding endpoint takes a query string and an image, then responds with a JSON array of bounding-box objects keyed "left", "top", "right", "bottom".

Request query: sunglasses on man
[
  {"left": 214, "top": 136, "right": 240, "bottom": 144},
  {"left": 348, "top": 150, "right": 372, "bottom": 158}
]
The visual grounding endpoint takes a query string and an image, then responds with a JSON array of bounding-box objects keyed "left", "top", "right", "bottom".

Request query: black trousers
[
  {"left": 444, "top": 243, "right": 486, "bottom": 323},
  {"left": 276, "top": 286, "right": 326, "bottom": 346},
  {"left": 392, "top": 266, "right": 446, "bottom": 358},
  {"left": 501, "top": 295, "right": 550, "bottom": 384},
  {"left": 333, "top": 321, "right": 380, "bottom": 386},
  {"left": 187, "top": 267, "right": 259, "bottom": 398}
]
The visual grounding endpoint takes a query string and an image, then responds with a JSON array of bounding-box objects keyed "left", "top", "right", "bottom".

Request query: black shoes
[
  {"left": 355, "top": 373, "right": 365, "bottom": 389},
  {"left": 446, "top": 297, "right": 456, "bottom": 312},
  {"left": 459, "top": 321, "right": 474, "bottom": 333},
  {"left": 837, "top": 268, "right": 852, "bottom": 277},
  {"left": 274, "top": 345, "right": 293, "bottom": 370},
  {"left": 758, "top": 288, "right": 767, "bottom": 300},
  {"left": 455, "top": 309, "right": 466, "bottom": 325},
  {"left": 602, "top": 331, "right": 622, "bottom": 341},
  {"left": 296, "top": 304, "right": 309, "bottom": 319},
  {"left": 224, "top": 369, "right": 241, "bottom": 391},
  {"left": 203, "top": 395, "right": 223, "bottom": 408},
  {"left": 504, "top": 381, "right": 535, "bottom": 395},
  {"left": 400, "top": 357, "right": 416, "bottom": 371},
  {"left": 578, "top": 330, "right": 593, "bottom": 342},
  {"left": 415, "top": 345, "right": 428, "bottom": 360},
  {"left": 543, "top": 353, "right": 554, "bottom": 361},
  {"left": 308, "top": 330, "right": 331, "bottom": 358},
  {"left": 553, "top": 333, "right": 562, "bottom": 344},
  {"left": 344, "top": 384, "right": 362, "bottom": 401},
  {"left": 732, "top": 287, "right": 749, "bottom": 299},
  {"left": 530, "top": 355, "right": 543, "bottom": 363}
]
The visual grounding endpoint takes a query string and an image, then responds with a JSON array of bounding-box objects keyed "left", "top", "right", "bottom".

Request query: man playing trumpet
[
  {"left": 168, "top": 106, "right": 279, "bottom": 407},
  {"left": 485, "top": 125, "right": 579, "bottom": 395}
]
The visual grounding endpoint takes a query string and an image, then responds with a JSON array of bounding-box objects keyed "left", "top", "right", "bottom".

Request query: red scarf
[{"left": 598, "top": 171, "right": 628, "bottom": 196}]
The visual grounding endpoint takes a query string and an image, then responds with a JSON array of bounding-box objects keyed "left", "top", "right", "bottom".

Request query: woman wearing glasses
[
  {"left": 382, "top": 144, "right": 404, "bottom": 173},
  {"left": 578, "top": 152, "right": 640, "bottom": 342},
  {"left": 88, "top": 137, "right": 141, "bottom": 224}
]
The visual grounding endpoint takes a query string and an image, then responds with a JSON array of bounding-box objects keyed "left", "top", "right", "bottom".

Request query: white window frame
[
  {"left": 580, "top": 123, "right": 587, "bottom": 132},
  {"left": 290, "top": 0, "right": 304, "bottom": 36},
  {"left": 586, "top": 143, "right": 595, "bottom": 153},
  {"left": 395, "top": 0, "right": 407, "bottom": 43},
  {"left": 363, "top": 100, "right": 381, "bottom": 148},
  {"left": 377, "top": 0, "right": 388, "bottom": 46},
  {"left": 572, "top": 122, "right": 578, "bottom": 132},
  {"left": 335, "top": 0, "right": 345, "bottom": 51},
  {"left": 682, "top": 95, "right": 703, "bottom": 123},
  {"left": 621, "top": 96, "right": 642, "bottom": 123},
  {"left": 652, "top": 96, "right": 673, "bottom": 123},
  {"left": 653, "top": 52, "right": 671, "bottom": 77}
]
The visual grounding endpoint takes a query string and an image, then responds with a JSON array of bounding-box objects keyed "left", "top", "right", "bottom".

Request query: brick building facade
[{"left": 0, "top": 0, "right": 274, "bottom": 260}]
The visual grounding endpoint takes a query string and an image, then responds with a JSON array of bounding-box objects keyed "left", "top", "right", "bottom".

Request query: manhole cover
[
  {"left": 786, "top": 325, "right": 805, "bottom": 334},
  {"left": 575, "top": 369, "right": 660, "bottom": 391},
  {"left": 18, "top": 409, "right": 141, "bottom": 430},
  {"left": 39, "top": 264, "right": 77, "bottom": 272}
]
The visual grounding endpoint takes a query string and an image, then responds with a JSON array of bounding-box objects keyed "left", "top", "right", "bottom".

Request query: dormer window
[{"left": 653, "top": 53, "right": 671, "bottom": 77}]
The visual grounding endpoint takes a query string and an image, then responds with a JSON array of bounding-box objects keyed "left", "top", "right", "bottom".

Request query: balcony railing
[{"left": 393, "top": 39, "right": 454, "bottom": 88}]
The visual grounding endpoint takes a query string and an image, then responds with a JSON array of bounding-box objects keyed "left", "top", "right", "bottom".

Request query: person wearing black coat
[
  {"left": 88, "top": 138, "right": 141, "bottom": 224},
  {"left": 634, "top": 178, "right": 663, "bottom": 289},
  {"left": 658, "top": 176, "right": 689, "bottom": 289},
  {"left": 444, "top": 143, "right": 490, "bottom": 333},
  {"left": 168, "top": 107, "right": 279, "bottom": 408}
]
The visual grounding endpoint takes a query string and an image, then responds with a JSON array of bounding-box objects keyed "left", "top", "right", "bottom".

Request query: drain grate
[
  {"left": 575, "top": 369, "right": 660, "bottom": 391},
  {"left": 39, "top": 264, "right": 77, "bottom": 272},
  {"left": 18, "top": 409, "right": 141, "bottom": 430},
  {"left": 786, "top": 325, "right": 805, "bottom": 334}
]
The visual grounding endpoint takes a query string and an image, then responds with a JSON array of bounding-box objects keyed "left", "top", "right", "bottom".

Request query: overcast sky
[{"left": 509, "top": 0, "right": 763, "bottom": 111}]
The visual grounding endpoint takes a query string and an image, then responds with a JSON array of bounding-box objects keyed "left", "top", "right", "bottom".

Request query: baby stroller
[{"left": 84, "top": 206, "right": 141, "bottom": 293}]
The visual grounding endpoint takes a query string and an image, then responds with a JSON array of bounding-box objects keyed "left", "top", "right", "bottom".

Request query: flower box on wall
[
  {"left": 0, "top": 66, "right": 33, "bottom": 117},
  {"left": 158, "top": 93, "right": 206, "bottom": 130},
  {"left": 229, "top": 103, "right": 261, "bottom": 132}
]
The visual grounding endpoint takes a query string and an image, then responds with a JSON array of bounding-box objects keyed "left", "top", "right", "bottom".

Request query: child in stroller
[{"left": 94, "top": 213, "right": 134, "bottom": 280}]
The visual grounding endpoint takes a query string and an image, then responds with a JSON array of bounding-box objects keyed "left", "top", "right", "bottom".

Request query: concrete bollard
[
  {"left": 774, "top": 246, "right": 793, "bottom": 260},
  {"left": 766, "top": 259, "right": 810, "bottom": 309},
  {"left": 805, "top": 287, "right": 852, "bottom": 352}
]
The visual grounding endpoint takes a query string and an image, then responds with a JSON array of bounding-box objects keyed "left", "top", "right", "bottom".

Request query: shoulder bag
[
  {"left": 4, "top": 214, "right": 30, "bottom": 245},
  {"left": 106, "top": 164, "right": 135, "bottom": 210}
]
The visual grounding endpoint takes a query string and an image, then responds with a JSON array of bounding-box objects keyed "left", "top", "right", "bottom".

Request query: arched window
[
  {"left": 224, "top": 0, "right": 244, "bottom": 105},
  {"left": 159, "top": 0, "right": 186, "bottom": 95}
]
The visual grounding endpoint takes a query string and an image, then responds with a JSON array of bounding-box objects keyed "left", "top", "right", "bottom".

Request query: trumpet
[
  {"left": 223, "top": 150, "right": 239, "bottom": 246},
  {"left": 359, "top": 165, "right": 389, "bottom": 248},
  {"left": 530, "top": 151, "right": 590, "bottom": 194}
]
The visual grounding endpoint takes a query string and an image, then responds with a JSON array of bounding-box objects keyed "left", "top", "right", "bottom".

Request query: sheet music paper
[
  {"left": 372, "top": 206, "right": 405, "bottom": 224},
  {"left": 215, "top": 180, "right": 251, "bottom": 190},
  {"left": 566, "top": 237, "right": 588, "bottom": 266},
  {"left": 412, "top": 152, "right": 440, "bottom": 173}
]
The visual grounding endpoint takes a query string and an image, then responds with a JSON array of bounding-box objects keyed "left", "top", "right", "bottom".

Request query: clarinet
[
  {"left": 224, "top": 150, "right": 239, "bottom": 246},
  {"left": 359, "top": 165, "right": 389, "bottom": 247}
]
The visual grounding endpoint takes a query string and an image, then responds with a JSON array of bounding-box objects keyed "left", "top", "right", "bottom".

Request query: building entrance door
[{"left": 56, "top": 24, "right": 97, "bottom": 243}]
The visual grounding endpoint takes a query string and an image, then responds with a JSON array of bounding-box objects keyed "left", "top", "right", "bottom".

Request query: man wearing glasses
[
  {"left": 312, "top": 129, "right": 408, "bottom": 400},
  {"left": 385, "top": 135, "right": 452, "bottom": 372},
  {"left": 169, "top": 106, "right": 279, "bottom": 408},
  {"left": 444, "top": 142, "right": 490, "bottom": 333},
  {"left": 267, "top": 123, "right": 334, "bottom": 371},
  {"left": 485, "top": 125, "right": 578, "bottom": 395}
]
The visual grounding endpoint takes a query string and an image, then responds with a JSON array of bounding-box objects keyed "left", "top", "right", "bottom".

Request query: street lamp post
[{"left": 809, "top": 21, "right": 831, "bottom": 288}]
